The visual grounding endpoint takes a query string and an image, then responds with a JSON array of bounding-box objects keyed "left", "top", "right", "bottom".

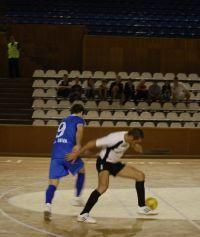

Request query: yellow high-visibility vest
[{"left": 8, "top": 42, "right": 20, "bottom": 59}]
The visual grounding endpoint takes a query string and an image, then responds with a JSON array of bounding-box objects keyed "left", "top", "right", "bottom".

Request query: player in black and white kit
[{"left": 67, "top": 128, "right": 158, "bottom": 223}]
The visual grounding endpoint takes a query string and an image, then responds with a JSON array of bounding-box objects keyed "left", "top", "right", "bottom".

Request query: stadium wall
[{"left": 0, "top": 125, "right": 199, "bottom": 157}]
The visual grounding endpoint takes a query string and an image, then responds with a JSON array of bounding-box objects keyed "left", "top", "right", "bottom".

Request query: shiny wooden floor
[{"left": 0, "top": 156, "right": 200, "bottom": 237}]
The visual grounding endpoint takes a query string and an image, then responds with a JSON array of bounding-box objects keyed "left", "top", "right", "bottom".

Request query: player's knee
[
  {"left": 97, "top": 185, "right": 108, "bottom": 194},
  {"left": 137, "top": 171, "right": 145, "bottom": 181}
]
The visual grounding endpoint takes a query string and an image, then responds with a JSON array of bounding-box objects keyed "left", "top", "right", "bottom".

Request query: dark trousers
[{"left": 8, "top": 58, "right": 20, "bottom": 78}]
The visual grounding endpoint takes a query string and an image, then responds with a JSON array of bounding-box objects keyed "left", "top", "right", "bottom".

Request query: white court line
[
  {"left": 0, "top": 181, "right": 67, "bottom": 237},
  {"left": 147, "top": 187, "right": 200, "bottom": 231},
  {"left": 0, "top": 209, "right": 65, "bottom": 237}
]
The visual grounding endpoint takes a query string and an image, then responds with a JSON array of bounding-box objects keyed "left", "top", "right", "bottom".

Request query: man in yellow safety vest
[{"left": 7, "top": 35, "right": 20, "bottom": 77}]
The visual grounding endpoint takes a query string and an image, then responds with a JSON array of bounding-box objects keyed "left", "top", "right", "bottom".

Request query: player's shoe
[
  {"left": 77, "top": 213, "right": 96, "bottom": 223},
  {"left": 137, "top": 206, "right": 158, "bottom": 215},
  {"left": 71, "top": 197, "right": 85, "bottom": 207},
  {"left": 44, "top": 204, "right": 52, "bottom": 221}
]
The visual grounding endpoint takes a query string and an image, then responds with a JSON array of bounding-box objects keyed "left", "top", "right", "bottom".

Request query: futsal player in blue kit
[{"left": 44, "top": 104, "right": 85, "bottom": 221}]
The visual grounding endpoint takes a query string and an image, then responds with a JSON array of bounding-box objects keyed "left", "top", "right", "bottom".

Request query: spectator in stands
[
  {"left": 57, "top": 74, "right": 70, "bottom": 98},
  {"left": 85, "top": 78, "right": 95, "bottom": 99},
  {"left": 109, "top": 75, "right": 124, "bottom": 99},
  {"left": 161, "top": 80, "right": 171, "bottom": 101},
  {"left": 136, "top": 79, "right": 148, "bottom": 100},
  {"left": 148, "top": 81, "right": 161, "bottom": 101},
  {"left": 7, "top": 35, "right": 20, "bottom": 78},
  {"left": 69, "top": 77, "right": 83, "bottom": 102},
  {"left": 124, "top": 79, "right": 135, "bottom": 101},
  {"left": 171, "top": 77, "right": 190, "bottom": 104},
  {"left": 98, "top": 79, "right": 108, "bottom": 99}
]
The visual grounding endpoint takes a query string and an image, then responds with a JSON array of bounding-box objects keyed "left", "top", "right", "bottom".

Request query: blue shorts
[{"left": 49, "top": 158, "right": 84, "bottom": 179}]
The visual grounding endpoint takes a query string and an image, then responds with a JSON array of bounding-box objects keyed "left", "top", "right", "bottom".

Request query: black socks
[
  {"left": 135, "top": 181, "right": 145, "bottom": 207},
  {"left": 81, "top": 190, "right": 101, "bottom": 214}
]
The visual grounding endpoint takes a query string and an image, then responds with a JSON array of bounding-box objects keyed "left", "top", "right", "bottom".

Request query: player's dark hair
[
  {"left": 70, "top": 104, "right": 85, "bottom": 114},
  {"left": 128, "top": 128, "right": 144, "bottom": 139}
]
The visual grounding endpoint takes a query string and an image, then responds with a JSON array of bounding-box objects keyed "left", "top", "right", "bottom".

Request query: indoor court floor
[{"left": 0, "top": 156, "right": 200, "bottom": 237}]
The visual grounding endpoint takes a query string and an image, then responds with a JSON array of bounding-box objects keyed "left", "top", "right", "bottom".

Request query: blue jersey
[{"left": 51, "top": 115, "right": 85, "bottom": 159}]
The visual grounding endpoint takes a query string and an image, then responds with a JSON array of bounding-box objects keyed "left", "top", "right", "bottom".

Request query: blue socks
[
  {"left": 76, "top": 173, "right": 85, "bottom": 197},
  {"left": 46, "top": 185, "right": 57, "bottom": 204}
]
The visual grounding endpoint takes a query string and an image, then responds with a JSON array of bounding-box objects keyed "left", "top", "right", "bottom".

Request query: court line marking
[
  {"left": 0, "top": 180, "right": 75, "bottom": 237},
  {"left": 147, "top": 187, "right": 200, "bottom": 231}
]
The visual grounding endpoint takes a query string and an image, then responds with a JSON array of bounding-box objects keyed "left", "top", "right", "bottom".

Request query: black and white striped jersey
[{"left": 96, "top": 131, "right": 130, "bottom": 163}]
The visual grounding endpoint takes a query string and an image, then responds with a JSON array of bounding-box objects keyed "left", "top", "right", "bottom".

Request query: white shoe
[
  {"left": 44, "top": 203, "right": 52, "bottom": 221},
  {"left": 77, "top": 213, "right": 96, "bottom": 223},
  {"left": 71, "top": 197, "right": 85, "bottom": 207},
  {"left": 137, "top": 206, "right": 158, "bottom": 215}
]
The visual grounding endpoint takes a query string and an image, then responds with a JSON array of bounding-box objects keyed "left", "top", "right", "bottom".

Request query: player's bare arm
[
  {"left": 73, "top": 124, "right": 84, "bottom": 152},
  {"left": 67, "top": 139, "right": 97, "bottom": 161}
]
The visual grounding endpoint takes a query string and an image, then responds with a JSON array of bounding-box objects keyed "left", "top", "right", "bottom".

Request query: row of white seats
[
  {"left": 33, "top": 70, "right": 200, "bottom": 80},
  {"left": 33, "top": 119, "right": 200, "bottom": 128},
  {"left": 32, "top": 99, "right": 200, "bottom": 111},
  {"left": 32, "top": 79, "right": 200, "bottom": 90},
  {"left": 32, "top": 109, "right": 200, "bottom": 121},
  {"left": 32, "top": 88, "right": 200, "bottom": 100}
]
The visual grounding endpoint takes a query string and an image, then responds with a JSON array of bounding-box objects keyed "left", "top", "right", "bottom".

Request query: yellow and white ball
[{"left": 145, "top": 197, "right": 158, "bottom": 210}]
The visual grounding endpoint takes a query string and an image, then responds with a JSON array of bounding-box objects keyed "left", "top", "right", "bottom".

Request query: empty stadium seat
[
  {"left": 57, "top": 100, "right": 71, "bottom": 109},
  {"left": 129, "top": 72, "right": 140, "bottom": 79},
  {"left": 137, "top": 102, "right": 149, "bottom": 110},
  {"left": 143, "top": 122, "right": 155, "bottom": 127},
  {"left": 179, "top": 112, "right": 192, "bottom": 121},
  {"left": 124, "top": 101, "right": 136, "bottom": 109},
  {"left": 188, "top": 73, "right": 199, "bottom": 80},
  {"left": 33, "top": 119, "right": 45, "bottom": 125},
  {"left": 100, "top": 111, "right": 113, "bottom": 119},
  {"left": 175, "top": 102, "right": 187, "bottom": 110},
  {"left": 98, "top": 101, "right": 110, "bottom": 109},
  {"left": 140, "top": 72, "right": 152, "bottom": 79},
  {"left": 170, "top": 122, "right": 182, "bottom": 128},
  {"left": 152, "top": 73, "right": 163, "bottom": 80},
  {"left": 59, "top": 109, "right": 71, "bottom": 118},
  {"left": 45, "top": 79, "right": 58, "bottom": 87},
  {"left": 164, "top": 73, "right": 175, "bottom": 80},
  {"left": 46, "top": 109, "right": 59, "bottom": 119},
  {"left": 116, "top": 121, "right": 128, "bottom": 127},
  {"left": 163, "top": 102, "right": 175, "bottom": 110},
  {"left": 192, "top": 112, "right": 200, "bottom": 121},
  {"left": 87, "top": 121, "right": 101, "bottom": 127},
  {"left": 32, "top": 109, "right": 46, "bottom": 118},
  {"left": 166, "top": 112, "right": 179, "bottom": 120},
  {"left": 157, "top": 122, "right": 168, "bottom": 127},
  {"left": 191, "top": 83, "right": 200, "bottom": 90},
  {"left": 101, "top": 121, "right": 114, "bottom": 127},
  {"left": 68, "top": 70, "right": 81, "bottom": 78},
  {"left": 153, "top": 112, "right": 166, "bottom": 120},
  {"left": 45, "top": 70, "right": 57, "bottom": 78},
  {"left": 129, "top": 121, "right": 141, "bottom": 127},
  {"left": 46, "top": 120, "right": 59, "bottom": 126},
  {"left": 139, "top": 111, "right": 152, "bottom": 120},
  {"left": 113, "top": 111, "right": 126, "bottom": 120},
  {"left": 105, "top": 71, "right": 117, "bottom": 79},
  {"left": 43, "top": 99, "right": 58, "bottom": 108},
  {"left": 32, "top": 89, "right": 46, "bottom": 97},
  {"left": 118, "top": 72, "right": 129, "bottom": 79},
  {"left": 32, "top": 99, "right": 45, "bottom": 108},
  {"left": 93, "top": 71, "right": 105, "bottom": 79},
  {"left": 46, "top": 88, "right": 57, "bottom": 97},
  {"left": 150, "top": 102, "right": 161, "bottom": 110},
  {"left": 85, "top": 101, "right": 98, "bottom": 109},
  {"left": 85, "top": 111, "right": 99, "bottom": 119},
  {"left": 32, "top": 79, "right": 45, "bottom": 87},
  {"left": 127, "top": 111, "right": 139, "bottom": 120},
  {"left": 177, "top": 73, "right": 188, "bottom": 81},
  {"left": 80, "top": 71, "right": 93, "bottom": 78},
  {"left": 33, "top": 69, "right": 45, "bottom": 77},
  {"left": 183, "top": 122, "right": 195, "bottom": 128}
]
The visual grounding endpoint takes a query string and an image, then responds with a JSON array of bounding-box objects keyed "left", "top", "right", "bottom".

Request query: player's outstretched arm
[{"left": 66, "top": 140, "right": 97, "bottom": 162}]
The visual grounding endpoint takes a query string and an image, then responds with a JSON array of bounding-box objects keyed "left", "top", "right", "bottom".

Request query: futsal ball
[{"left": 145, "top": 197, "right": 158, "bottom": 210}]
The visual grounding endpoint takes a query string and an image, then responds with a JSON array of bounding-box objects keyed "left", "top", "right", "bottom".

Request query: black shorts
[{"left": 96, "top": 157, "right": 125, "bottom": 176}]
